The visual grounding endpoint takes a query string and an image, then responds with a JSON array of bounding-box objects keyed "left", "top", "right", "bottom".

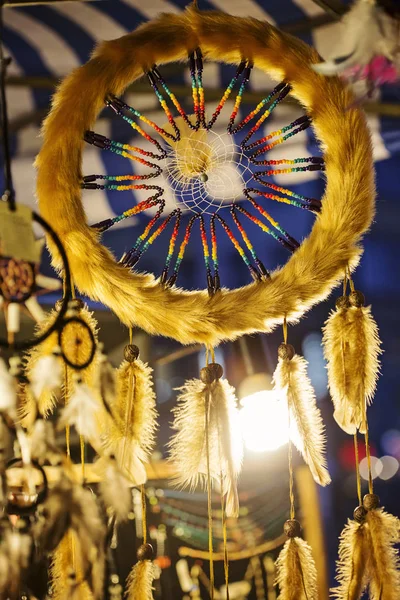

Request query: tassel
[
  {"left": 97, "top": 455, "right": 132, "bottom": 521},
  {"left": 100, "top": 344, "right": 157, "bottom": 486},
  {"left": 44, "top": 479, "right": 105, "bottom": 600},
  {"left": 273, "top": 344, "right": 331, "bottom": 487},
  {"left": 0, "top": 357, "right": 16, "bottom": 414},
  {"left": 58, "top": 379, "right": 102, "bottom": 444},
  {"left": 331, "top": 508, "right": 370, "bottom": 600},
  {"left": 169, "top": 363, "right": 243, "bottom": 517},
  {"left": 364, "top": 494, "right": 400, "bottom": 600},
  {"left": 275, "top": 520, "right": 318, "bottom": 600},
  {"left": 126, "top": 544, "right": 157, "bottom": 600},
  {"left": 21, "top": 303, "right": 99, "bottom": 429},
  {"left": 50, "top": 533, "right": 95, "bottom": 600},
  {"left": 0, "top": 529, "right": 32, "bottom": 600},
  {"left": 322, "top": 291, "right": 382, "bottom": 435}
]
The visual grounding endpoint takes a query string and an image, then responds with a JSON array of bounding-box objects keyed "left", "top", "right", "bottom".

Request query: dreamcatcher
[{"left": 0, "top": 1, "right": 397, "bottom": 599}]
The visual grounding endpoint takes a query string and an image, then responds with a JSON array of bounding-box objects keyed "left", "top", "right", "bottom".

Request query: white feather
[
  {"left": 16, "top": 428, "right": 31, "bottom": 466},
  {"left": 98, "top": 458, "right": 132, "bottom": 521},
  {"left": 112, "top": 438, "right": 148, "bottom": 486},
  {"left": 273, "top": 355, "right": 331, "bottom": 487},
  {"left": 29, "top": 418, "right": 60, "bottom": 465},
  {"left": 0, "top": 358, "right": 16, "bottom": 413},
  {"left": 58, "top": 382, "right": 101, "bottom": 442},
  {"left": 169, "top": 377, "right": 243, "bottom": 517},
  {"left": 30, "top": 352, "right": 62, "bottom": 400},
  {"left": 313, "top": 0, "right": 398, "bottom": 75}
]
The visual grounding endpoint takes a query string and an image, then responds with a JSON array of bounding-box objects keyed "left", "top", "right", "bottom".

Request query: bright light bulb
[{"left": 240, "top": 390, "right": 290, "bottom": 453}]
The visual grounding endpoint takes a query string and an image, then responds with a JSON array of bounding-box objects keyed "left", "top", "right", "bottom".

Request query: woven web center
[{"left": 164, "top": 130, "right": 254, "bottom": 215}]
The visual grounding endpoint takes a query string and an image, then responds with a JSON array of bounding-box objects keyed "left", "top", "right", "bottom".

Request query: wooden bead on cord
[
  {"left": 283, "top": 519, "right": 301, "bottom": 538},
  {"left": 363, "top": 493, "right": 380, "bottom": 511},
  {"left": 278, "top": 343, "right": 295, "bottom": 361},
  {"left": 124, "top": 344, "right": 140, "bottom": 362}
]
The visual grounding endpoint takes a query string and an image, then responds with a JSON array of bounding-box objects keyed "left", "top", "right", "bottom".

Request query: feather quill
[
  {"left": 322, "top": 304, "right": 382, "bottom": 434},
  {"left": 331, "top": 519, "right": 370, "bottom": 600},
  {"left": 275, "top": 537, "right": 318, "bottom": 600},
  {"left": 169, "top": 377, "right": 243, "bottom": 517},
  {"left": 273, "top": 354, "right": 331, "bottom": 486},
  {"left": 125, "top": 560, "right": 156, "bottom": 600},
  {"left": 100, "top": 357, "right": 157, "bottom": 486},
  {"left": 366, "top": 508, "right": 400, "bottom": 600}
]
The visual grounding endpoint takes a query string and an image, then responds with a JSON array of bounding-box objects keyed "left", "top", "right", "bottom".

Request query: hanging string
[
  {"left": 364, "top": 415, "right": 374, "bottom": 495},
  {"left": 283, "top": 316, "right": 288, "bottom": 345},
  {"left": 80, "top": 435, "right": 86, "bottom": 483},
  {"left": 64, "top": 364, "right": 71, "bottom": 458},
  {"left": 284, "top": 318, "right": 295, "bottom": 520},
  {"left": 220, "top": 472, "right": 230, "bottom": 600},
  {"left": 347, "top": 268, "right": 355, "bottom": 293},
  {"left": 353, "top": 431, "right": 362, "bottom": 506},
  {"left": 288, "top": 411, "right": 295, "bottom": 521},
  {"left": 141, "top": 484, "right": 148, "bottom": 545},
  {"left": 129, "top": 327, "right": 133, "bottom": 345},
  {"left": 0, "top": 0, "right": 15, "bottom": 211},
  {"left": 205, "top": 387, "right": 215, "bottom": 600},
  {"left": 343, "top": 269, "right": 348, "bottom": 296},
  {"left": 251, "top": 556, "right": 266, "bottom": 600}
]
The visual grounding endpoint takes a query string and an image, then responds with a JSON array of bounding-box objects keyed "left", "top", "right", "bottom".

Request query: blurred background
[{"left": 0, "top": 0, "right": 399, "bottom": 598}]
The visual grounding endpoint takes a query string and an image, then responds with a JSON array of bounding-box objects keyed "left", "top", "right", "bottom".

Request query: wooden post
[{"left": 295, "top": 464, "right": 329, "bottom": 600}]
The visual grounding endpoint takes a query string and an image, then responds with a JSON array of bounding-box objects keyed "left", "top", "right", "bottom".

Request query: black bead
[
  {"left": 124, "top": 344, "right": 140, "bottom": 363},
  {"left": 363, "top": 493, "right": 380, "bottom": 511},
  {"left": 278, "top": 343, "right": 295, "bottom": 361},
  {"left": 335, "top": 296, "right": 350, "bottom": 310},
  {"left": 353, "top": 505, "right": 367, "bottom": 523},
  {"left": 137, "top": 543, "right": 154, "bottom": 561},
  {"left": 349, "top": 290, "right": 365, "bottom": 308},
  {"left": 284, "top": 519, "right": 301, "bottom": 538}
]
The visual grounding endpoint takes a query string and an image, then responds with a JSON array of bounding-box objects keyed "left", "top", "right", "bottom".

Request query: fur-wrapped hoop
[{"left": 37, "top": 6, "right": 374, "bottom": 345}]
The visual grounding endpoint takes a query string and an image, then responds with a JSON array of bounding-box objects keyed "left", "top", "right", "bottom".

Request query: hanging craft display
[
  {"left": 2, "top": 1, "right": 398, "bottom": 600},
  {"left": 36, "top": 3, "right": 374, "bottom": 347}
]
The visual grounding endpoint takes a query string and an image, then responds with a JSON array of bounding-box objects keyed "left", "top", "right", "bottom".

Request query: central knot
[{"left": 162, "top": 118, "right": 254, "bottom": 214}]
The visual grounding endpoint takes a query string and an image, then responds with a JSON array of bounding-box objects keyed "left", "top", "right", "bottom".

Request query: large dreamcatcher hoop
[{"left": 36, "top": 5, "right": 375, "bottom": 345}]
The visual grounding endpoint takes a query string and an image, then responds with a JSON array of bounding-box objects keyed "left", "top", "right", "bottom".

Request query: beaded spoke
[
  {"left": 240, "top": 194, "right": 299, "bottom": 251},
  {"left": 213, "top": 213, "right": 261, "bottom": 282},
  {"left": 167, "top": 214, "right": 198, "bottom": 287},
  {"left": 82, "top": 53, "right": 326, "bottom": 289},
  {"left": 92, "top": 195, "right": 163, "bottom": 233}
]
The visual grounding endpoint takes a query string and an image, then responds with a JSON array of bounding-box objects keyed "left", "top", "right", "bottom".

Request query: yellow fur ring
[{"left": 36, "top": 6, "right": 374, "bottom": 346}]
